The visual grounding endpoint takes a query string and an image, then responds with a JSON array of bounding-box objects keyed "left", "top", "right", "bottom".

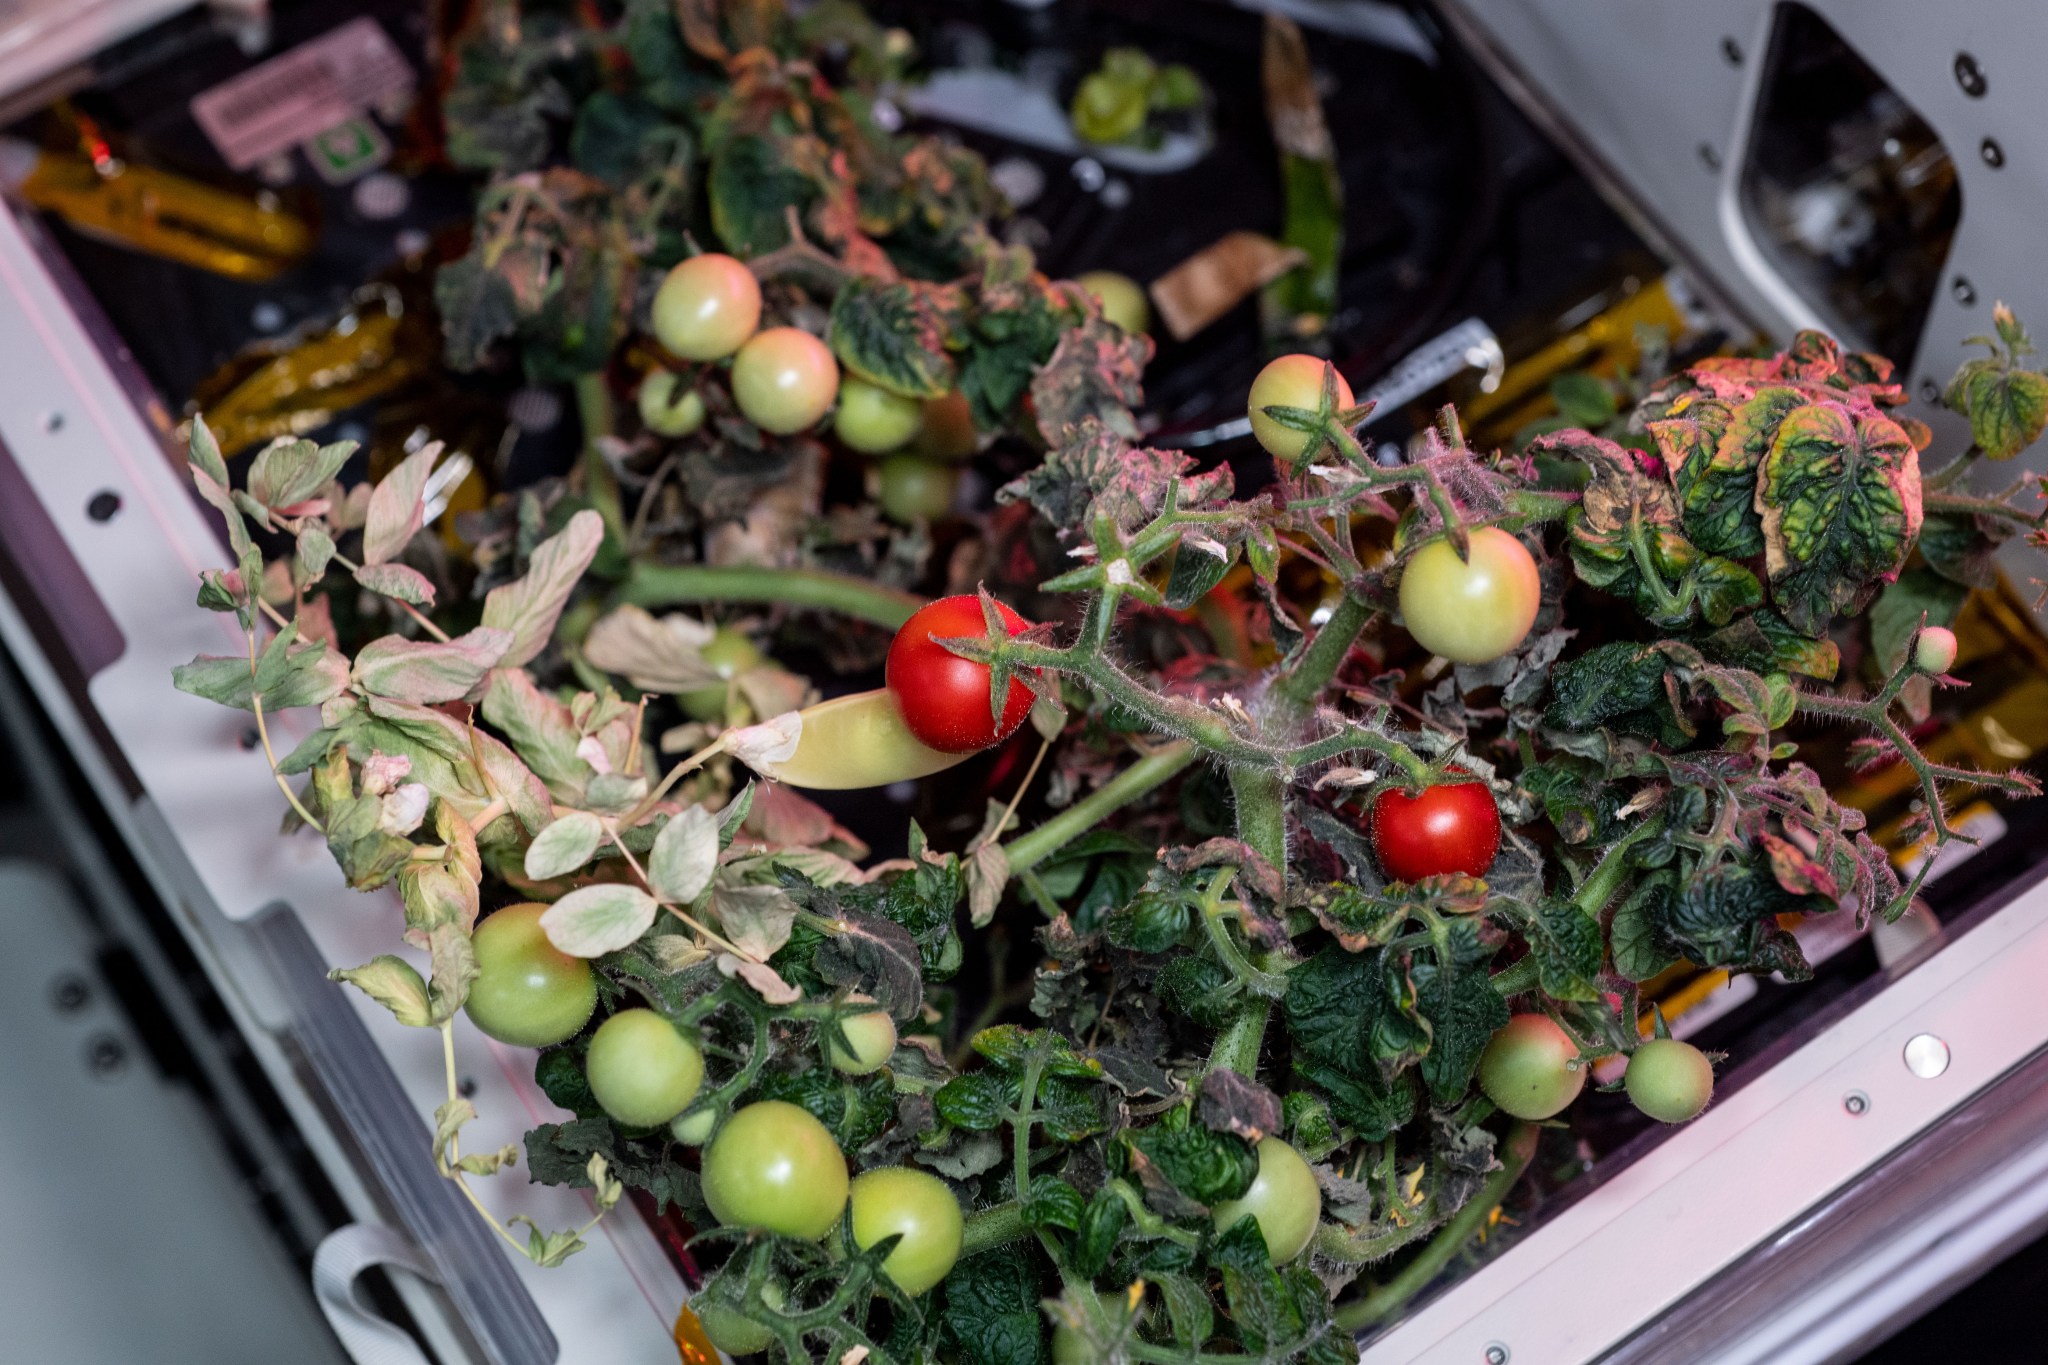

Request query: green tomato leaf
[
  {"left": 481, "top": 510, "right": 606, "bottom": 668},
  {"left": 933, "top": 1071, "right": 1012, "bottom": 1131},
  {"left": 708, "top": 133, "right": 814, "bottom": 257},
  {"left": 937, "top": 1250, "right": 1047, "bottom": 1365},
  {"left": 1756, "top": 402, "right": 1923, "bottom": 634},
  {"left": 352, "top": 628, "right": 514, "bottom": 705},
  {"left": 1946, "top": 355, "right": 2048, "bottom": 460},
  {"left": 327, "top": 955, "right": 432, "bottom": 1027},
  {"left": 828, "top": 275, "right": 958, "bottom": 399},
  {"left": 539, "top": 883, "right": 659, "bottom": 957},
  {"left": 647, "top": 805, "right": 717, "bottom": 904},
  {"left": 524, "top": 810, "right": 606, "bottom": 881},
  {"left": 1127, "top": 1125, "right": 1258, "bottom": 1205}
]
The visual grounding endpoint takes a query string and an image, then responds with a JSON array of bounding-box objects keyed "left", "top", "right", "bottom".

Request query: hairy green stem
[
  {"left": 960, "top": 1200, "right": 1028, "bottom": 1255},
  {"left": 1229, "top": 765, "right": 1289, "bottom": 875},
  {"left": 618, "top": 563, "right": 921, "bottom": 629},
  {"left": 1311, "top": 1202, "right": 1440, "bottom": 1264},
  {"left": 1334, "top": 1121, "right": 1539, "bottom": 1331},
  {"left": 1271, "top": 590, "right": 1372, "bottom": 724},
  {"left": 1002, "top": 742, "right": 1197, "bottom": 875},
  {"left": 1207, "top": 997, "right": 1271, "bottom": 1077},
  {"left": 573, "top": 372, "right": 625, "bottom": 544},
  {"left": 1573, "top": 812, "right": 1669, "bottom": 915},
  {"left": 1924, "top": 489, "right": 2047, "bottom": 529}
]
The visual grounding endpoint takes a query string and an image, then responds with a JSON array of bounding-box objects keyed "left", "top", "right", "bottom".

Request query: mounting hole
[
  {"left": 42, "top": 410, "right": 64, "bottom": 433},
  {"left": 1905, "top": 1033, "right": 1951, "bottom": 1078},
  {"left": 1919, "top": 378, "right": 1942, "bottom": 404},
  {"left": 1844, "top": 1090, "right": 1871, "bottom": 1116},
  {"left": 1955, "top": 52, "right": 1987, "bottom": 97},
  {"left": 1697, "top": 142, "right": 1723, "bottom": 172},
  {"left": 1720, "top": 36, "right": 1743, "bottom": 66},
  {"left": 49, "top": 974, "right": 91, "bottom": 1013},
  {"left": 84, "top": 1034, "right": 127, "bottom": 1077},
  {"left": 86, "top": 490, "right": 122, "bottom": 522},
  {"left": 1952, "top": 276, "right": 1978, "bottom": 306},
  {"left": 1981, "top": 137, "right": 2006, "bottom": 168}
]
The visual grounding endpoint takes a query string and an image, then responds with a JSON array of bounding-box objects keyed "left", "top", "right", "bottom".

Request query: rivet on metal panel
[
  {"left": 85, "top": 1034, "right": 127, "bottom": 1076},
  {"left": 1954, "top": 53, "right": 1987, "bottom": 98},
  {"left": 1485, "top": 1344, "right": 1510, "bottom": 1364},
  {"left": 1919, "top": 378, "right": 1942, "bottom": 404},
  {"left": 86, "top": 490, "right": 122, "bottom": 522},
  {"left": 1904, "top": 1033, "right": 1951, "bottom": 1079},
  {"left": 41, "top": 410, "right": 63, "bottom": 433},
  {"left": 1952, "top": 277, "right": 1978, "bottom": 306},
  {"left": 1844, "top": 1090, "right": 1871, "bottom": 1116},
  {"left": 1981, "top": 138, "right": 2006, "bottom": 168},
  {"left": 49, "top": 974, "right": 90, "bottom": 1013}
]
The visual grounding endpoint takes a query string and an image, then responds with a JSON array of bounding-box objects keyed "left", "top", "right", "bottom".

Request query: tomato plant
[
  {"left": 701, "top": 1101, "right": 850, "bottom": 1241},
  {"left": 463, "top": 903, "right": 597, "bottom": 1048},
  {"left": 1398, "top": 527, "right": 1542, "bottom": 665},
  {"left": 585, "top": 1009, "right": 705, "bottom": 1128},
  {"left": 652, "top": 253, "right": 762, "bottom": 362},
  {"left": 679, "top": 626, "right": 763, "bottom": 722},
  {"left": 1625, "top": 1038, "right": 1715, "bottom": 1123},
  {"left": 1368, "top": 768, "right": 1501, "bottom": 883},
  {"left": 1479, "top": 1015, "right": 1586, "bottom": 1121},
  {"left": 834, "top": 376, "right": 924, "bottom": 454},
  {"left": 1916, "top": 625, "right": 1959, "bottom": 675},
  {"left": 669, "top": 1107, "right": 718, "bottom": 1147},
  {"left": 1209, "top": 1137, "right": 1322, "bottom": 1264},
  {"left": 1247, "top": 353, "right": 1354, "bottom": 465},
  {"left": 732, "top": 327, "right": 839, "bottom": 434},
  {"left": 847, "top": 1167, "right": 964, "bottom": 1295},
  {"left": 885, "top": 595, "right": 1035, "bottom": 753},
  {"left": 822, "top": 1006, "right": 897, "bottom": 1075},
  {"left": 1075, "top": 270, "right": 1149, "bottom": 336}
]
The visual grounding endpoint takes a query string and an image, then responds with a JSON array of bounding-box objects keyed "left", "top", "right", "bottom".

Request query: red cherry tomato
[
  {"left": 885, "top": 595, "right": 1035, "bottom": 754},
  {"left": 1368, "top": 767, "right": 1501, "bottom": 883}
]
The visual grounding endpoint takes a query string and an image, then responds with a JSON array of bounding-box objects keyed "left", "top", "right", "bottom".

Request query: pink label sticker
[{"left": 189, "top": 18, "right": 412, "bottom": 171}]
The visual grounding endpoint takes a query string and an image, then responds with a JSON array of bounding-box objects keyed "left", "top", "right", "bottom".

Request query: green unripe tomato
[
  {"left": 637, "top": 370, "right": 706, "bottom": 438},
  {"left": 678, "top": 626, "right": 764, "bottom": 723},
  {"left": 652, "top": 253, "right": 761, "bottom": 361},
  {"left": 463, "top": 903, "right": 597, "bottom": 1048},
  {"left": 911, "top": 389, "right": 978, "bottom": 461},
  {"left": 585, "top": 1009, "right": 704, "bottom": 1127},
  {"left": 692, "top": 1284, "right": 784, "bottom": 1357},
  {"left": 1248, "top": 354, "right": 1354, "bottom": 466},
  {"left": 824, "top": 1008, "right": 897, "bottom": 1075},
  {"left": 670, "top": 1107, "right": 718, "bottom": 1146},
  {"left": 834, "top": 377, "right": 924, "bottom": 454},
  {"left": 1071, "top": 71, "right": 1148, "bottom": 145},
  {"left": 732, "top": 327, "right": 839, "bottom": 435},
  {"left": 1209, "top": 1137, "right": 1321, "bottom": 1263},
  {"left": 1914, "top": 625, "right": 1958, "bottom": 675},
  {"left": 848, "top": 1167, "right": 963, "bottom": 1295},
  {"left": 1076, "top": 270, "right": 1150, "bottom": 335},
  {"left": 702, "top": 1100, "right": 849, "bottom": 1240},
  {"left": 876, "top": 454, "right": 960, "bottom": 523},
  {"left": 1479, "top": 1014, "right": 1586, "bottom": 1120},
  {"left": 1398, "top": 528, "right": 1542, "bottom": 665},
  {"left": 1625, "top": 1038, "right": 1715, "bottom": 1123}
]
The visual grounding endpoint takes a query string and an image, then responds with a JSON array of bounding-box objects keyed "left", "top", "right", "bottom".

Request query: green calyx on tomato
[
  {"left": 823, "top": 1006, "right": 897, "bottom": 1075},
  {"left": 701, "top": 1100, "right": 850, "bottom": 1240},
  {"left": 1369, "top": 767, "right": 1501, "bottom": 883},
  {"left": 463, "top": 902, "right": 597, "bottom": 1048},
  {"left": 585, "top": 1008, "right": 705, "bottom": 1127},
  {"left": 732, "top": 327, "right": 839, "bottom": 435},
  {"left": 835, "top": 376, "right": 924, "bottom": 454},
  {"left": 1398, "top": 527, "right": 1542, "bottom": 665},
  {"left": 1625, "top": 1037, "right": 1715, "bottom": 1123},
  {"left": 1248, "top": 354, "right": 1354, "bottom": 466},
  {"left": 637, "top": 370, "right": 706, "bottom": 438},
  {"left": 652, "top": 253, "right": 761, "bottom": 362},
  {"left": 1479, "top": 1013, "right": 1586, "bottom": 1120},
  {"left": 1208, "top": 1137, "right": 1321, "bottom": 1264},
  {"left": 876, "top": 454, "right": 960, "bottom": 524},
  {"left": 847, "top": 1167, "right": 963, "bottom": 1295},
  {"left": 678, "top": 625, "right": 763, "bottom": 723},
  {"left": 885, "top": 595, "right": 1036, "bottom": 754}
]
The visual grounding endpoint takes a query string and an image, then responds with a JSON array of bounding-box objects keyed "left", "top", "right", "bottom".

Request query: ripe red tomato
[
  {"left": 1369, "top": 767, "right": 1501, "bottom": 883},
  {"left": 885, "top": 595, "right": 1035, "bottom": 754}
]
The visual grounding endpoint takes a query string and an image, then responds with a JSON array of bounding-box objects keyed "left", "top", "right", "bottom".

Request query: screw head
[
  {"left": 85, "top": 1034, "right": 127, "bottom": 1077},
  {"left": 49, "top": 974, "right": 90, "bottom": 1013},
  {"left": 1981, "top": 137, "right": 2006, "bottom": 168},
  {"left": 1953, "top": 276, "right": 1978, "bottom": 306},
  {"left": 86, "top": 490, "right": 122, "bottom": 522},
  {"left": 1920, "top": 378, "right": 1942, "bottom": 404},
  {"left": 1955, "top": 52, "right": 1987, "bottom": 97},
  {"left": 1844, "top": 1090, "right": 1871, "bottom": 1116},
  {"left": 1485, "top": 1345, "right": 1511, "bottom": 1365},
  {"left": 1721, "top": 36, "right": 1743, "bottom": 66}
]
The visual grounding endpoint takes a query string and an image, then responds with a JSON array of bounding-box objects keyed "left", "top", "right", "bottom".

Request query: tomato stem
[
  {"left": 574, "top": 371, "right": 627, "bottom": 546},
  {"left": 617, "top": 561, "right": 922, "bottom": 630},
  {"left": 959, "top": 1199, "right": 1028, "bottom": 1255},
  {"left": 1002, "top": 741, "right": 1197, "bottom": 876},
  {"left": 1333, "top": 1120, "right": 1539, "bottom": 1331}
]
